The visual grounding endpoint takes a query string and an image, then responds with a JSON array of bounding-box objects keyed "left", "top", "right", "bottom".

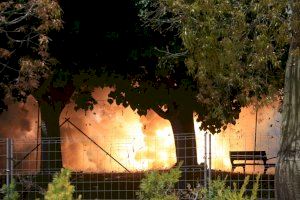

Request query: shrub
[
  {"left": 0, "top": 179, "right": 20, "bottom": 200},
  {"left": 204, "top": 175, "right": 260, "bottom": 200},
  {"left": 137, "top": 165, "right": 181, "bottom": 200},
  {"left": 44, "top": 168, "right": 81, "bottom": 200},
  {"left": 138, "top": 167, "right": 260, "bottom": 200}
]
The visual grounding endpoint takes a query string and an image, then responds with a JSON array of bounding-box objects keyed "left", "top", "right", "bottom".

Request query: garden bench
[{"left": 229, "top": 151, "right": 276, "bottom": 174}]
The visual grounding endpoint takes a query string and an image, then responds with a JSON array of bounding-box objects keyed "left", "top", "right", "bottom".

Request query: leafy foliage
[
  {"left": 0, "top": 0, "right": 63, "bottom": 108},
  {"left": 0, "top": 179, "right": 20, "bottom": 200},
  {"left": 45, "top": 168, "right": 81, "bottom": 200},
  {"left": 105, "top": 1, "right": 200, "bottom": 133},
  {"left": 138, "top": 167, "right": 261, "bottom": 200},
  {"left": 137, "top": 165, "right": 181, "bottom": 200},
  {"left": 137, "top": 0, "right": 290, "bottom": 133},
  {"left": 204, "top": 175, "right": 260, "bottom": 200},
  {"left": 0, "top": 169, "right": 82, "bottom": 200}
]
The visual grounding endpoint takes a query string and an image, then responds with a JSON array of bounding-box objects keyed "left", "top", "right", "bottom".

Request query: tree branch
[
  {"left": 154, "top": 47, "right": 188, "bottom": 58},
  {"left": 0, "top": 61, "right": 19, "bottom": 73},
  {"left": 1, "top": 4, "right": 34, "bottom": 26}
]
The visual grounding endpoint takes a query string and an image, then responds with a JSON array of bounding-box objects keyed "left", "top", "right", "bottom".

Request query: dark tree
[
  {"left": 136, "top": 0, "right": 292, "bottom": 192},
  {"left": 0, "top": 0, "right": 65, "bottom": 171}
]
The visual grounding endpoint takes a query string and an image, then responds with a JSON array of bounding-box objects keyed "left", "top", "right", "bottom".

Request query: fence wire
[{"left": 0, "top": 133, "right": 277, "bottom": 199}]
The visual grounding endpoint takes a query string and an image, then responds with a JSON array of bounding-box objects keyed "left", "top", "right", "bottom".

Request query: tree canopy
[
  {"left": 0, "top": 0, "right": 62, "bottom": 111},
  {"left": 136, "top": 0, "right": 290, "bottom": 133}
]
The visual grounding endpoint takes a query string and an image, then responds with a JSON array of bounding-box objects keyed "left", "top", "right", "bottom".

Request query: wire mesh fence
[
  {"left": 0, "top": 89, "right": 283, "bottom": 199},
  {"left": 0, "top": 131, "right": 277, "bottom": 199}
]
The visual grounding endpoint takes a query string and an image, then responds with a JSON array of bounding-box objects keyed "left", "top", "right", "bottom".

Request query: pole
[
  {"left": 10, "top": 139, "right": 13, "bottom": 182},
  {"left": 6, "top": 138, "right": 10, "bottom": 186},
  {"left": 208, "top": 134, "right": 212, "bottom": 183},
  {"left": 204, "top": 132, "right": 207, "bottom": 189},
  {"left": 36, "top": 102, "right": 39, "bottom": 171},
  {"left": 254, "top": 106, "right": 258, "bottom": 172},
  {"left": 254, "top": 107, "right": 258, "bottom": 151},
  {"left": 6, "top": 138, "right": 13, "bottom": 186}
]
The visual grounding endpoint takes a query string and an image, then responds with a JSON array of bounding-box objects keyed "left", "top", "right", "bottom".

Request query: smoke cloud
[{"left": 0, "top": 95, "right": 39, "bottom": 172}]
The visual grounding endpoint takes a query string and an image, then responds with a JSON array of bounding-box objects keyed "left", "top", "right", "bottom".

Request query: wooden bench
[{"left": 229, "top": 151, "right": 276, "bottom": 174}]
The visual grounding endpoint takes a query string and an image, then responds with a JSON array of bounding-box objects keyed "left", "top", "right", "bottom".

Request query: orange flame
[
  {"left": 0, "top": 87, "right": 280, "bottom": 174},
  {"left": 61, "top": 88, "right": 280, "bottom": 174},
  {"left": 61, "top": 88, "right": 177, "bottom": 172}
]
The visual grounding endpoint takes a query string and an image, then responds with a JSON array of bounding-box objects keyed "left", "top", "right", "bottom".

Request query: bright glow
[
  {"left": 59, "top": 88, "right": 280, "bottom": 174},
  {"left": 0, "top": 88, "right": 281, "bottom": 174},
  {"left": 61, "top": 88, "right": 177, "bottom": 172}
]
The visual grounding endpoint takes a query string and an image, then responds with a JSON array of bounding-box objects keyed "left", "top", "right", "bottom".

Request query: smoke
[
  {"left": 0, "top": 95, "right": 39, "bottom": 172},
  {"left": 0, "top": 96, "right": 38, "bottom": 136}
]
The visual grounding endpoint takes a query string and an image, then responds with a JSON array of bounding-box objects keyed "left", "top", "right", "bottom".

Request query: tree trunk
[
  {"left": 169, "top": 110, "right": 197, "bottom": 167},
  {"left": 39, "top": 101, "right": 63, "bottom": 172},
  {"left": 275, "top": 55, "right": 300, "bottom": 200},
  {"left": 169, "top": 108, "right": 197, "bottom": 190},
  {"left": 275, "top": 1, "right": 300, "bottom": 199}
]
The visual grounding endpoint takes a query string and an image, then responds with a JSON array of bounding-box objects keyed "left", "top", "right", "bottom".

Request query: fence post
[
  {"left": 208, "top": 134, "right": 212, "bottom": 184},
  {"left": 6, "top": 138, "right": 9, "bottom": 186},
  {"left": 6, "top": 138, "right": 13, "bottom": 186},
  {"left": 204, "top": 132, "right": 207, "bottom": 189}
]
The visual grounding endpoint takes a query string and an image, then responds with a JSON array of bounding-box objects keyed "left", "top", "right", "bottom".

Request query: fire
[
  {"left": 60, "top": 88, "right": 176, "bottom": 172},
  {"left": 0, "top": 87, "right": 281, "bottom": 174},
  {"left": 195, "top": 128, "right": 232, "bottom": 171},
  {"left": 61, "top": 88, "right": 280, "bottom": 173},
  {"left": 194, "top": 121, "right": 232, "bottom": 171}
]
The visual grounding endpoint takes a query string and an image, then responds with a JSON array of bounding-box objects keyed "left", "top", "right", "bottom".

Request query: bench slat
[
  {"left": 230, "top": 151, "right": 266, "bottom": 156},
  {"left": 229, "top": 150, "right": 276, "bottom": 174},
  {"left": 230, "top": 155, "right": 267, "bottom": 159}
]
